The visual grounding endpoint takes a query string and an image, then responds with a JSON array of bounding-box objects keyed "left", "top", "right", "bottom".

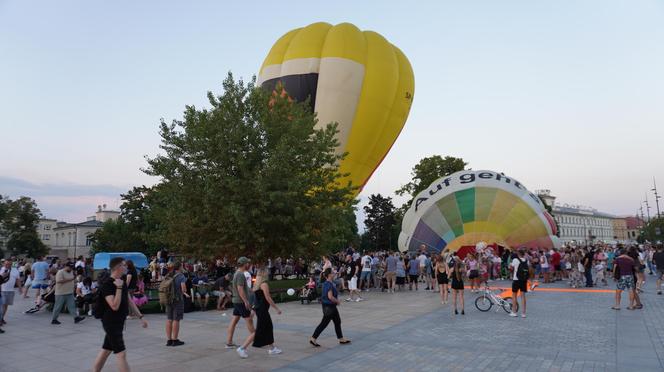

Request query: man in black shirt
[
  {"left": 93, "top": 257, "right": 148, "bottom": 372},
  {"left": 653, "top": 245, "right": 664, "bottom": 295}
]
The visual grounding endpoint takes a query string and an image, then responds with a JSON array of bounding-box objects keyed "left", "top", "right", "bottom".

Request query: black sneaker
[
  {"left": 51, "top": 320, "right": 61, "bottom": 325},
  {"left": 171, "top": 339, "right": 185, "bottom": 346},
  {"left": 74, "top": 316, "right": 85, "bottom": 324},
  {"left": 166, "top": 340, "right": 173, "bottom": 346},
  {"left": 0, "top": 328, "right": 4, "bottom": 334}
]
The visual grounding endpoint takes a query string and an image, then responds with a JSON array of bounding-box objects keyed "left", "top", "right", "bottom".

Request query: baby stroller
[
  {"left": 24, "top": 286, "right": 56, "bottom": 314},
  {"left": 299, "top": 285, "right": 318, "bottom": 304}
]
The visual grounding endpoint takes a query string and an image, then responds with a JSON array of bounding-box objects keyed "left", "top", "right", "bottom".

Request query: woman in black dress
[
  {"left": 435, "top": 255, "right": 449, "bottom": 305},
  {"left": 252, "top": 268, "right": 283, "bottom": 354},
  {"left": 450, "top": 253, "right": 465, "bottom": 315}
]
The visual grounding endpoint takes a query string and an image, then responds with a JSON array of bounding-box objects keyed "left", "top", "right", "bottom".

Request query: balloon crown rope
[{"left": 414, "top": 171, "right": 543, "bottom": 212}]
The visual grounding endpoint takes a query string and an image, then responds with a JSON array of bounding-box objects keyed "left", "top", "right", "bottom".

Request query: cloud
[{"left": 0, "top": 176, "right": 128, "bottom": 222}]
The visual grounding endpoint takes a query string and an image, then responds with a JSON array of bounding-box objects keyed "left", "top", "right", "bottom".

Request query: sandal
[
  {"left": 309, "top": 338, "right": 321, "bottom": 347},
  {"left": 338, "top": 338, "right": 351, "bottom": 344},
  {"left": 611, "top": 307, "right": 620, "bottom": 310},
  {"left": 626, "top": 306, "right": 636, "bottom": 310}
]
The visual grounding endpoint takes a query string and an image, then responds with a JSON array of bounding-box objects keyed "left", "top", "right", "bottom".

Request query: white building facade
[
  {"left": 49, "top": 205, "right": 120, "bottom": 258},
  {"left": 553, "top": 206, "right": 616, "bottom": 245},
  {"left": 537, "top": 190, "right": 616, "bottom": 245}
]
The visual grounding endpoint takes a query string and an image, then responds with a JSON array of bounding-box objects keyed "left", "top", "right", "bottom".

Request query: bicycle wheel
[
  {"left": 502, "top": 298, "right": 519, "bottom": 313},
  {"left": 474, "top": 294, "right": 493, "bottom": 312}
]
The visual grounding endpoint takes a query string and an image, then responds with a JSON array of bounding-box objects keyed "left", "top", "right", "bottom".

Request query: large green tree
[
  {"left": 143, "top": 74, "right": 354, "bottom": 260},
  {"left": 363, "top": 194, "right": 398, "bottom": 251},
  {"left": 0, "top": 196, "right": 48, "bottom": 258}
]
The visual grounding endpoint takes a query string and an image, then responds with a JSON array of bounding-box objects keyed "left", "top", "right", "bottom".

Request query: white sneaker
[
  {"left": 236, "top": 347, "right": 249, "bottom": 358},
  {"left": 87, "top": 310, "right": 93, "bottom": 316},
  {"left": 509, "top": 312, "right": 518, "bottom": 317},
  {"left": 345, "top": 298, "right": 352, "bottom": 302},
  {"left": 355, "top": 298, "right": 362, "bottom": 302},
  {"left": 521, "top": 314, "right": 527, "bottom": 318},
  {"left": 268, "top": 347, "right": 282, "bottom": 355}
]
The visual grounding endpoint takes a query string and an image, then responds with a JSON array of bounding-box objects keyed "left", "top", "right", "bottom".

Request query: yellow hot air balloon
[{"left": 257, "top": 22, "right": 415, "bottom": 195}]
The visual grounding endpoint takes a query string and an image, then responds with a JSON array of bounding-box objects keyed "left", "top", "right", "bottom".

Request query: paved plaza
[{"left": 1, "top": 279, "right": 664, "bottom": 372}]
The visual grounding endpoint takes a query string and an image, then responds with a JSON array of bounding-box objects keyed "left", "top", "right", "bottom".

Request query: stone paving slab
[{"left": 1, "top": 279, "right": 663, "bottom": 371}]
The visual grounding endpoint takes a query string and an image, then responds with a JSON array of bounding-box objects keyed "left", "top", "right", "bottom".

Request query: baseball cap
[{"left": 237, "top": 257, "right": 251, "bottom": 265}]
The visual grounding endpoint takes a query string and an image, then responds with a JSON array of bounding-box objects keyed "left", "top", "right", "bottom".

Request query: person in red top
[{"left": 550, "top": 249, "right": 562, "bottom": 281}]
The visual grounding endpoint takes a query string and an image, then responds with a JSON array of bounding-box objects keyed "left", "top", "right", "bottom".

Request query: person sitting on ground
[
  {"left": 212, "top": 273, "right": 232, "bottom": 310},
  {"left": 194, "top": 277, "right": 211, "bottom": 311},
  {"left": 76, "top": 276, "right": 97, "bottom": 316}
]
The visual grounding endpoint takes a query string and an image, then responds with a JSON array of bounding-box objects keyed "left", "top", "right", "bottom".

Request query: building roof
[
  {"left": 552, "top": 205, "right": 616, "bottom": 219},
  {"left": 53, "top": 220, "right": 104, "bottom": 230},
  {"left": 625, "top": 216, "right": 644, "bottom": 229}
]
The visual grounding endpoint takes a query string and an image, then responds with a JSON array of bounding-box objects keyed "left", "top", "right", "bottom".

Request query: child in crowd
[
  {"left": 132, "top": 273, "right": 148, "bottom": 307},
  {"left": 593, "top": 260, "right": 607, "bottom": 286}
]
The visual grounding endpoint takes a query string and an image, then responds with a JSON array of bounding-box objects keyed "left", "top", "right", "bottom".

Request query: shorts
[
  {"left": 451, "top": 278, "right": 464, "bottom": 290},
  {"left": 102, "top": 322, "right": 126, "bottom": 354},
  {"left": 409, "top": 274, "right": 419, "bottom": 283},
  {"left": 468, "top": 270, "right": 479, "bottom": 279},
  {"left": 437, "top": 272, "right": 449, "bottom": 285},
  {"left": 196, "top": 290, "right": 209, "bottom": 297},
  {"left": 396, "top": 276, "right": 405, "bottom": 285},
  {"left": 360, "top": 271, "right": 371, "bottom": 281},
  {"left": 165, "top": 301, "right": 184, "bottom": 321},
  {"left": 540, "top": 266, "right": 549, "bottom": 273},
  {"left": 554, "top": 265, "right": 561, "bottom": 272},
  {"left": 348, "top": 277, "right": 358, "bottom": 291},
  {"left": 32, "top": 280, "right": 49, "bottom": 289},
  {"left": 512, "top": 280, "right": 528, "bottom": 293},
  {"left": 232, "top": 302, "right": 251, "bottom": 318},
  {"left": 385, "top": 272, "right": 396, "bottom": 281},
  {"left": 616, "top": 275, "right": 635, "bottom": 291},
  {"left": 1, "top": 291, "right": 15, "bottom": 305},
  {"left": 657, "top": 270, "right": 664, "bottom": 280},
  {"left": 211, "top": 290, "right": 225, "bottom": 298}
]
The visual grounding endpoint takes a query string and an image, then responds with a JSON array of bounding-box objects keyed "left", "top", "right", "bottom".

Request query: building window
[
  {"left": 43, "top": 234, "right": 50, "bottom": 240},
  {"left": 44, "top": 225, "right": 51, "bottom": 230},
  {"left": 85, "top": 235, "right": 93, "bottom": 247}
]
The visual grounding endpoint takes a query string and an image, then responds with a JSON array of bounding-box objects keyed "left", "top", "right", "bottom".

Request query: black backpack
[
  {"left": 516, "top": 258, "right": 529, "bottom": 281},
  {"left": 94, "top": 276, "right": 111, "bottom": 319}
]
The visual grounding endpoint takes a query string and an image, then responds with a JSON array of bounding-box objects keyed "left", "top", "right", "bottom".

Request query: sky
[{"left": 1, "top": 0, "right": 663, "bottom": 224}]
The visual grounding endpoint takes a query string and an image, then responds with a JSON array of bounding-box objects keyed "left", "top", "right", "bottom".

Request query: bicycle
[{"left": 474, "top": 283, "right": 519, "bottom": 313}]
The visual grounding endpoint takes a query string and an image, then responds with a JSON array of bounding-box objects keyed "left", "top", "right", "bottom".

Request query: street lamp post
[{"left": 653, "top": 178, "right": 662, "bottom": 219}]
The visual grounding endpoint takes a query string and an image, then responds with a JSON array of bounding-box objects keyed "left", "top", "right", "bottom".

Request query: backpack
[
  {"left": 158, "top": 273, "right": 179, "bottom": 306},
  {"left": 516, "top": 258, "right": 529, "bottom": 281},
  {"left": 94, "top": 277, "right": 111, "bottom": 319}
]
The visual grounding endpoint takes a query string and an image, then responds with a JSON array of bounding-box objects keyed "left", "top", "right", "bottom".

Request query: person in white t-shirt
[
  {"left": 509, "top": 250, "right": 528, "bottom": 318},
  {"left": 1, "top": 258, "right": 22, "bottom": 325},
  {"left": 359, "top": 254, "right": 372, "bottom": 291}
]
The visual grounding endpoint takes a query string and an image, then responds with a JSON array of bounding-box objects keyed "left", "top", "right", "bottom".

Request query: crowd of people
[{"left": 0, "top": 241, "right": 662, "bottom": 369}]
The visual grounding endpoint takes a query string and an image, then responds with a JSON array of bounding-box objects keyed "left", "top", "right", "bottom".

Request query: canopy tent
[{"left": 93, "top": 252, "right": 149, "bottom": 270}]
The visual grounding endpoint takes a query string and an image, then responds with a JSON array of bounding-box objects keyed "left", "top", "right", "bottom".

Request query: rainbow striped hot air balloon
[
  {"left": 257, "top": 22, "right": 415, "bottom": 195},
  {"left": 399, "top": 170, "right": 560, "bottom": 254}
]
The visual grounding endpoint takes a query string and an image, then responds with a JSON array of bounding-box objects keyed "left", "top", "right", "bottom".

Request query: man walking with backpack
[
  {"left": 160, "top": 261, "right": 189, "bottom": 346},
  {"left": 93, "top": 257, "right": 148, "bottom": 372},
  {"left": 510, "top": 249, "right": 529, "bottom": 318}
]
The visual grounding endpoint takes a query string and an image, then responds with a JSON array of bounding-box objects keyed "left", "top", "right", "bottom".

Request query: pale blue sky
[{"left": 1, "top": 1, "right": 663, "bottom": 223}]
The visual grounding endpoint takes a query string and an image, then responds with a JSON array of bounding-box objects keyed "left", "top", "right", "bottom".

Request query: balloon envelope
[
  {"left": 258, "top": 22, "right": 415, "bottom": 194},
  {"left": 399, "top": 170, "right": 558, "bottom": 253}
]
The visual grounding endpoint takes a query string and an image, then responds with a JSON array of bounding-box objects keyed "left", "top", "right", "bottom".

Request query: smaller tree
[
  {"left": 2, "top": 196, "right": 48, "bottom": 258},
  {"left": 396, "top": 155, "right": 467, "bottom": 200},
  {"left": 363, "top": 194, "right": 398, "bottom": 251}
]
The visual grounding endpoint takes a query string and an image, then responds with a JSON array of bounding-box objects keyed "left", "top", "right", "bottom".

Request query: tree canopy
[
  {"left": 139, "top": 73, "right": 356, "bottom": 260},
  {"left": 0, "top": 195, "right": 48, "bottom": 258}
]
